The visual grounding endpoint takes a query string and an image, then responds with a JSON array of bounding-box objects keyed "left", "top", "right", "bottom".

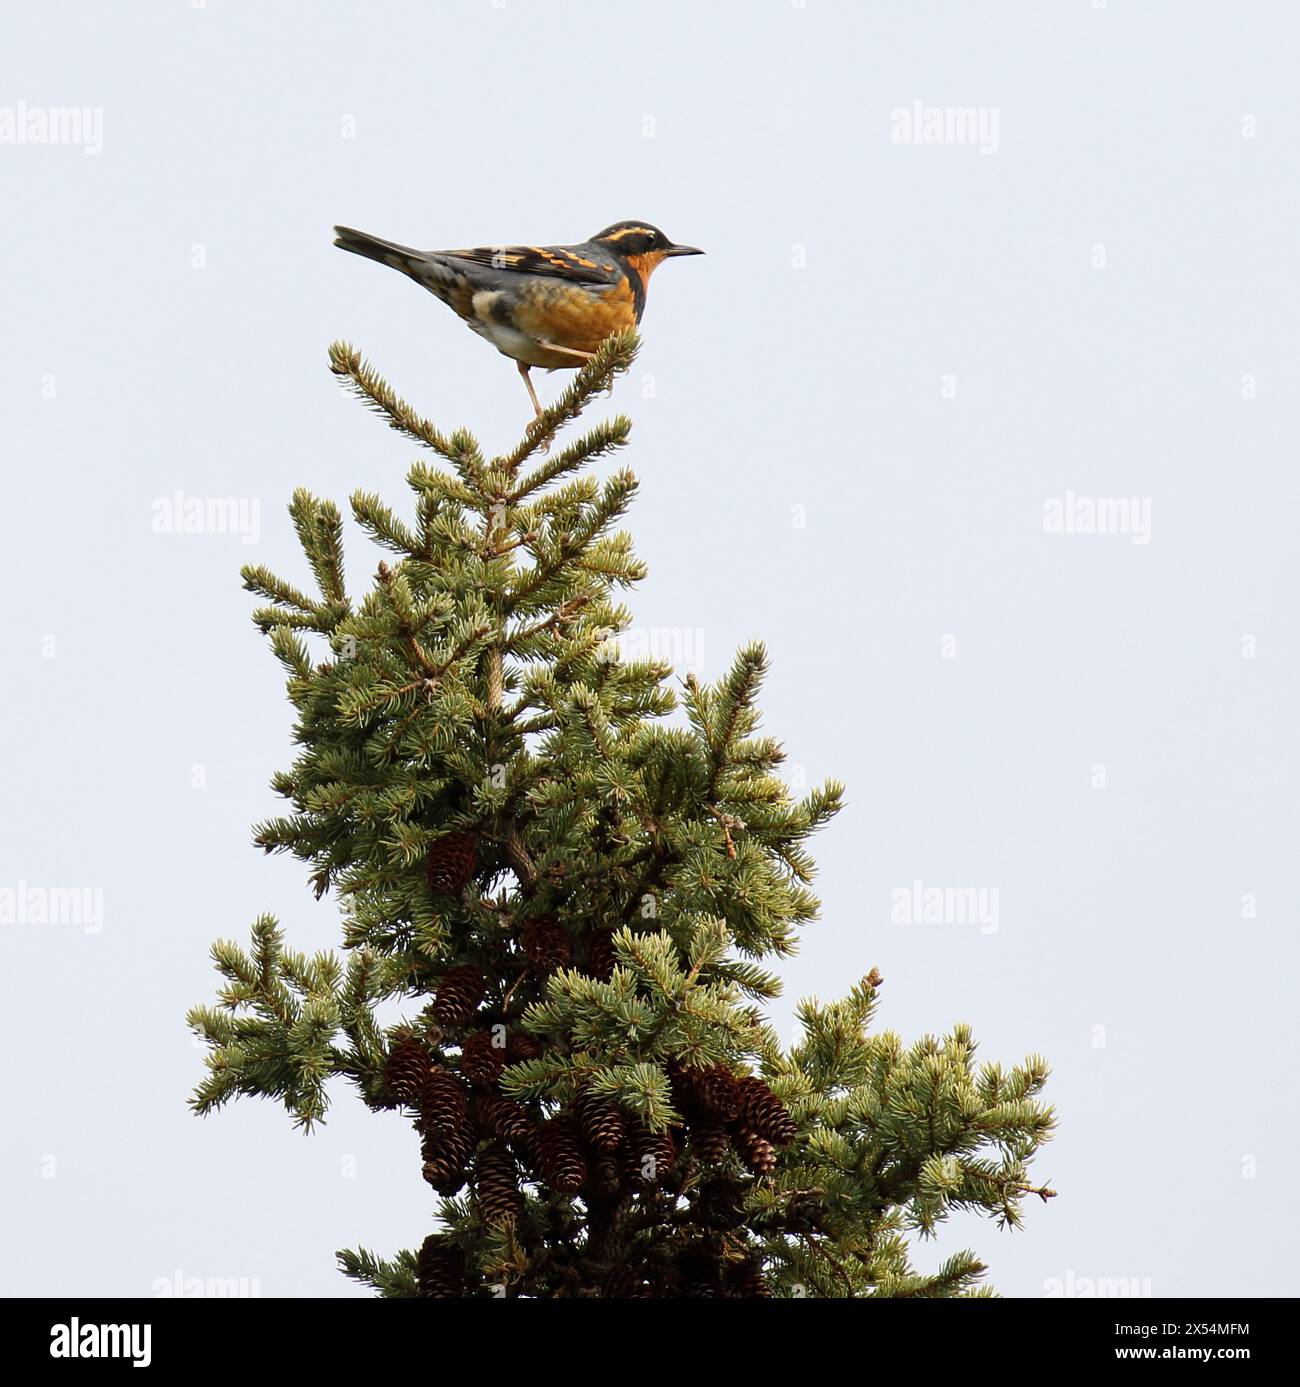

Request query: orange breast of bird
[{"left": 512, "top": 276, "right": 640, "bottom": 358}]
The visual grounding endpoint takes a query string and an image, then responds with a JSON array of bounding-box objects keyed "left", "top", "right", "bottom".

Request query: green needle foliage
[{"left": 188, "top": 331, "right": 1055, "bottom": 1298}]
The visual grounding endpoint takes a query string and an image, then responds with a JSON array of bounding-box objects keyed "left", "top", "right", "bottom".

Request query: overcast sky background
[{"left": 2, "top": 0, "right": 1297, "bottom": 1298}]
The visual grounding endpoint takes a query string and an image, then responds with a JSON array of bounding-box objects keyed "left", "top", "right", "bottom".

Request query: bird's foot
[{"left": 526, "top": 413, "right": 556, "bottom": 454}]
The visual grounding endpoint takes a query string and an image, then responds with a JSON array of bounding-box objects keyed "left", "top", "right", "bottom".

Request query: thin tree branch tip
[
  {"left": 327, "top": 339, "right": 463, "bottom": 466},
  {"left": 327, "top": 339, "right": 362, "bottom": 376}
]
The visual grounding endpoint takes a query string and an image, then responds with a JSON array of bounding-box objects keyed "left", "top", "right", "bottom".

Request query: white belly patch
[{"left": 469, "top": 291, "right": 536, "bottom": 359}]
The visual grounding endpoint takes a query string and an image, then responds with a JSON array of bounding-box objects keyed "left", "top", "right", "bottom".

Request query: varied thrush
[{"left": 332, "top": 220, "right": 704, "bottom": 417}]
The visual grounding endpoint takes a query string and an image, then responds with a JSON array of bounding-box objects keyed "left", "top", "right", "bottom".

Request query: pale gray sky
[{"left": 2, "top": 0, "right": 1297, "bottom": 1297}]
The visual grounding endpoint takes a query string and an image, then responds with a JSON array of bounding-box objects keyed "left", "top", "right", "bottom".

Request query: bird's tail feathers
[{"left": 332, "top": 225, "right": 426, "bottom": 277}]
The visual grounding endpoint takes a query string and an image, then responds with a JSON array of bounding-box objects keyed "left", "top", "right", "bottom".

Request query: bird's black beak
[{"left": 665, "top": 244, "right": 705, "bottom": 257}]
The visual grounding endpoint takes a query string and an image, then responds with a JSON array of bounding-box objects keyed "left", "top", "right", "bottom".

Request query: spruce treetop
[{"left": 188, "top": 332, "right": 1054, "bottom": 1298}]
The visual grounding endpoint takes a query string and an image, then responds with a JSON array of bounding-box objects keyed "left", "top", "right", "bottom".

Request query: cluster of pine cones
[
  {"left": 391, "top": 1017, "right": 797, "bottom": 1297},
  {"left": 398, "top": 838, "right": 799, "bottom": 1296},
  {"left": 668, "top": 1060, "right": 797, "bottom": 1177},
  {"left": 385, "top": 1026, "right": 686, "bottom": 1212}
]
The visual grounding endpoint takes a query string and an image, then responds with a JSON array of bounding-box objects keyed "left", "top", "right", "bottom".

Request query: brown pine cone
[
  {"left": 627, "top": 1124, "right": 677, "bottom": 1188},
  {"left": 511, "top": 1118, "right": 546, "bottom": 1174},
  {"left": 693, "top": 1065, "right": 741, "bottom": 1121},
  {"left": 419, "top": 1069, "right": 469, "bottom": 1136},
  {"left": 473, "top": 1142, "right": 524, "bottom": 1227},
  {"left": 420, "top": 1115, "right": 476, "bottom": 1195},
  {"left": 736, "top": 1075, "right": 796, "bottom": 1145},
  {"left": 536, "top": 1114, "right": 587, "bottom": 1193},
  {"left": 460, "top": 1027, "right": 507, "bottom": 1088},
  {"left": 382, "top": 1034, "right": 429, "bottom": 1108},
  {"left": 416, "top": 1235, "right": 465, "bottom": 1298},
  {"left": 575, "top": 1088, "right": 625, "bottom": 1153},
  {"left": 426, "top": 830, "right": 478, "bottom": 894},
  {"left": 580, "top": 929, "right": 617, "bottom": 981},
  {"left": 470, "top": 1093, "right": 533, "bottom": 1144},
  {"left": 521, "top": 915, "right": 572, "bottom": 973},
  {"left": 433, "top": 965, "right": 486, "bottom": 1029},
  {"left": 736, "top": 1126, "right": 777, "bottom": 1176},
  {"left": 669, "top": 1062, "right": 740, "bottom": 1122},
  {"left": 726, "top": 1253, "right": 770, "bottom": 1298},
  {"left": 506, "top": 1030, "right": 544, "bottom": 1063},
  {"left": 420, "top": 1152, "right": 471, "bottom": 1196},
  {"left": 690, "top": 1119, "right": 731, "bottom": 1166}
]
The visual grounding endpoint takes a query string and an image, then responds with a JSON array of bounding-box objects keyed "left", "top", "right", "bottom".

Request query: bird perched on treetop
[{"left": 332, "top": 221, "right": 704, "bottom": 419}]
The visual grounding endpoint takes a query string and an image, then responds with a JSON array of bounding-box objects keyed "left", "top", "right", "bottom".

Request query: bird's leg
[
  {"left": 518, "top": 361, "right": 544, "bottom": 418},
  {"left": 518, "top": 361, "right": 556, "bottom": 453}
]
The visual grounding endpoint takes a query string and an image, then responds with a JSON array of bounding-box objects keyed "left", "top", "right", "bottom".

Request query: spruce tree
[{"left": 187, "top": 332, "right": 1055, "bottom": 1298}]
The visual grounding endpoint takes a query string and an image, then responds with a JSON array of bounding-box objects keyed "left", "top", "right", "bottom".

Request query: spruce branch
[
  {"left": 289, "top": 488, "right": 348, "bottom": 607},
  {"left": 240, "top": 564, "right": 322, "bottom": 616},
  {"left": 510, "top": 416, "right": 633, "bottom": 503},
  {"left": 351, "top": 490, "right": 421, "bottom": 556},
  {"left": 337, "top": 1246, "right": 418, "bottom": 1297},
  {"left": 328, "top": 339, "right": 485, "bottom": 483}
]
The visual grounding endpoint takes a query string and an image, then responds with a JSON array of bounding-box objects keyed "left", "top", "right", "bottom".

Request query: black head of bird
[{"left": 332, "top": 219, "right": 704, "bottom": 418}]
